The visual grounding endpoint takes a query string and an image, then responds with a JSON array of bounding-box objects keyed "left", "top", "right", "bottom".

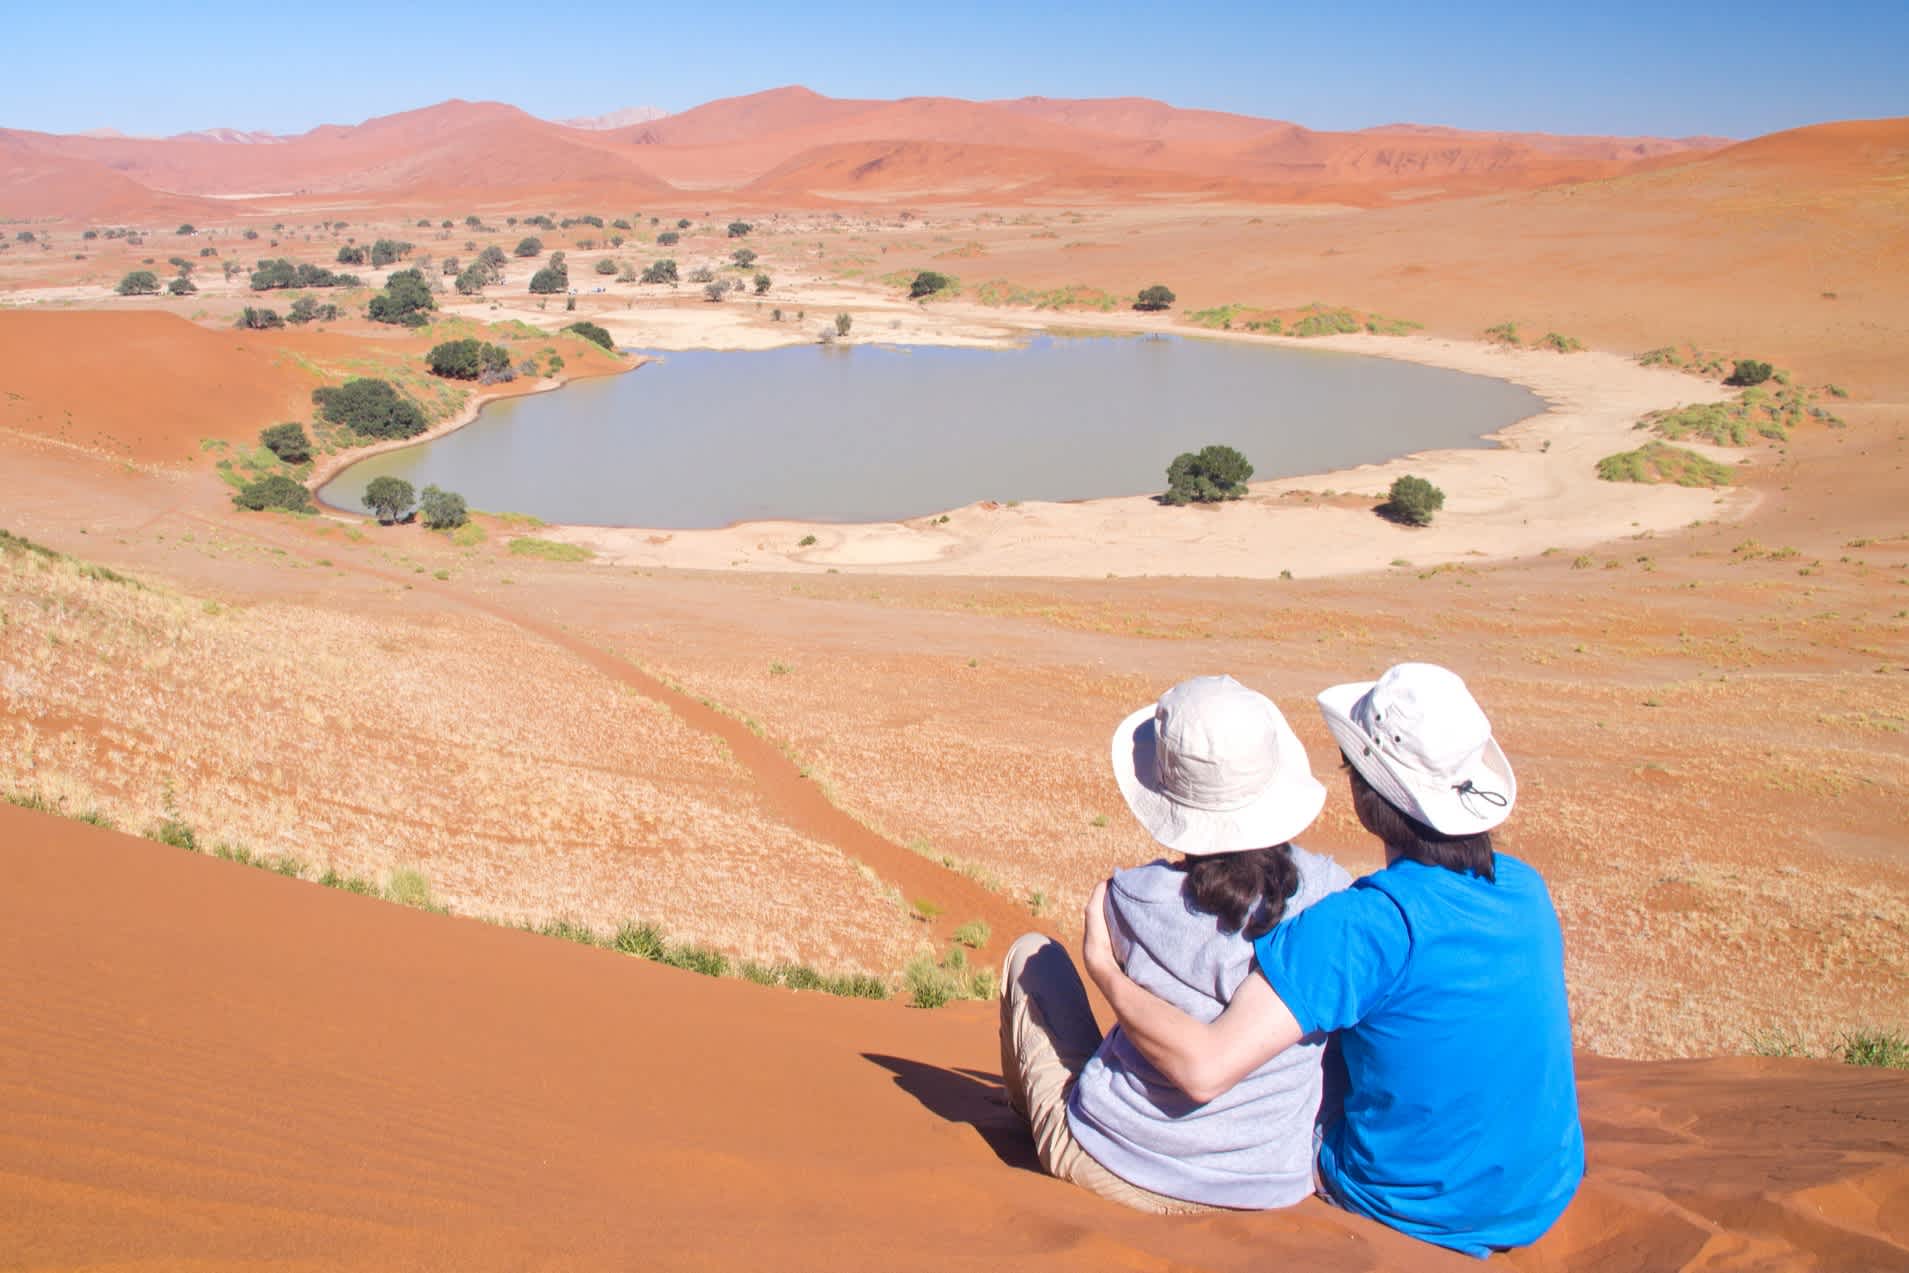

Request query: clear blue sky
[{"left": 6, "top": 0, "right": 1904, "bottom": 139}]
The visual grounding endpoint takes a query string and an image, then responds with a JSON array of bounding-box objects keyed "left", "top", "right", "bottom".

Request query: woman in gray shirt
[{"left": 999, "top": 675, "right": 1349, "bottom": 1212}]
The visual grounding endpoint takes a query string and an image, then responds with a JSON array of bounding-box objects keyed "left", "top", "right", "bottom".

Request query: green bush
[
  {"left": 235, "top": 307, "right": 285, "bottom": 330},
  {"left": 753, "top": 272, "right": 771, "bottom": 295},
  {"left": 369, "top": 238, "right": 412, "bottom": 268},
  {"left": 336, "top": 244, "right": 367, "bottom": 266},
  {"left": 252, "top": 259, "right": 357, "bottom": 290},
  {"left": 640, "top": 258, "right": 678, "bottom": 284},
  {"left": 312, "top": 379, "right": 427, "bottom": 439},
  {"left": 1484, "top": 321, "right": 1521, "bottom": 346},
  {"left": 613, "top": 921, "right": 667, "bottom": 960},
  {"left": 1164, "top": 444, "right": 1253, "bottom": 504},
  {"left": 363, "top": 476, "right": 415, "bottom": 524},
  {"left": 232, "top": 474, "right": 312, "bottom": 513},
  {"left": 1381, "top": 474, "right": 1445, "bottom": 526},
  {"left": 564, "top": 320, "right": 614, "bottom": 351},
  {"left": 115, "top": 270, "right": 160, "bottom": 295},
  {"left": 594, "top": 257, "right": 618, "bottom": 275},
  {"left": 727, "top": 220, "right": 753, "bottom": 238},
  {"left": 1134, "top": 284, "right": 1176, "bottom": 312},
  {"left": 419, "top": 485, "right": 469, "bottom": 530},
  {"left": 528, "top": 262, "right": 569, "bottom": 294},
  {"left": 426, "top": 338, "right": 511, "bottom": 380},
  {"left": 1538, "top": 332, "right": 1583, "bottom": 353},
  {"left": 731, "top": 247, "right": 758, "bottom": 269},
  {"left": 1725, "top": 359, "right": 1774, "bottom": 387},
  {"left": 166, "top": 275, "right": 197, "bottom": 296},
  {"left": 286, "top": 296, "right": 340, "bottom": 324},
  {"left": 259, "top": 422, "right": 311, "bottom": 464},
  {"left": 952, "top": 919, "right": 991, "bottom": 949},
  {"left": 145, "top": 818, "right": 198, "bottom": 850},
  {"left": 834, "top": 312, "right": 853, "bottom": 337},
  {"left": 514, "top": 236, "right": 543, "bottom": 258},
  {"left": 1838, "top": 1028, "right": 1909, "bottom": 1069},
  {"left": 367, "top": 268, "right": 435, "bottom": 326},
  {"left": 904, "top": 947, "right": 996, "bottom": 1008},
  {"left": 1291, "top": 306, "right": 1361, "bottom": 338},
  {"left": 656, "top": 230, "right": 681, "bottom": 247},
  {"left": 909, "top": 270, "right": 951, "bottom": 299}
]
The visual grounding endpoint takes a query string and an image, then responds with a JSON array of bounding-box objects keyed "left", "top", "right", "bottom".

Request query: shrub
[
  {"left": 286, "top": 296, "right": 340, "bottom": 324},
  {"left": 1484, "top": 321, "right": 1521, "bottom": 346},
  {"left": 753, "top": 272, "right": 771, "bottom": 295},
  {"left": 1381, "top": 474, "right": 1446, "bottom": 526},
  {"left": 731, "top": 246, "right": 757, "bottom": 268},
  {"left": 1838, "top": 1028, "right": 1909, "bottom": 1069},
  {"left": 1538, "top": 332, "right": 1583, "bottom": 353},
  {"left": 259, "top": 421, "right": 312, "bottom": 464},
  {"left": 613, "top": 921, "right": 668, "bottom": 960},
  {"left": 145, "top": 817, "right": 198, "bottom": 849},
  {"left": 1596, "top": 442, "right": 1734, "bottom": 487},
  {"left": 727, "top": 220, "right": 752, "bottom": 238},
  {"left": 312, "top": 378, "right": 427, "bottom": 439},
  {"left": 455, "top": 263, "right": 490, "bottom": 295},
  {"left": 909, "top": 270, "right": 951, "bottom": 299},
  {"left": 369, "top": 238, "right": 412, "bottom": 268},
  {"left": 528, "top": 262, "right": 569, "bottom": 294},
  {"left": 336, "top": 244, "right": 367, "bottom": 265},
  {"left": 166, "top": 275, "right": 197, "bottom": 295},
  {"left": 235, "top": 306, "right": 285, "bottom": 330},
  {"left": 232, "top": 474, "right": 312, "bottom": 512},
  {"left": 834, "top": 312, "right": 853, "bottom": 337},
  {"left": 367, "top": 268, "right": 435, "bottom": 326},
  {"left": 426, "top": 338, "right": 511, "bottom": 380},
  {"left": 904, "top": 948, "right": 996, "bottom": 1008},
  {"left": 594, "top": 257, "right": 618, "bottom": 275},
  {"left": 564, "top": 320, "right": 614, "bottom": 351},
  {"left": 687, "top": 264, "right": 715, "bottom": 283},
  {"left": 640, "top": 258, "right": 678, "bottom": 284},
  {"left": 952, "top": 919, "right": 991, "bottom": 949},
  {"left": 250, "top": 259, "right": 357, "bottom": 290},
  {"left": 1291, "top": 306, "right": 1361, "bottom": 338},
  {"left": 419, "top": 485, "right": 468, "bottom": 530},
  {"left": 1134, "top": 284, "right": 1175, "bottom": 312},
  {"left": 385, "top": 867, "right": 435, "bottom": 910},
  {"left": 1726, "top": 359, "right": 1774, "bottom": 387},
  {"left": 656, "top": 230, "right": 681, "bottom": 247},
  {"left": 514, "top": 236, "right": 543, "bottom": 258},
  {"left": 363, "top": 476, "right": 415, "bottom": 524},
  {"left": 1164, "top": 444, "right": 1253, "bottom": 504},
  {"left": 115, "top": 270, "right": 160, "bottom": 295},
  {"left": 703, "top": 280, "right": 728, "bottom": 302}
]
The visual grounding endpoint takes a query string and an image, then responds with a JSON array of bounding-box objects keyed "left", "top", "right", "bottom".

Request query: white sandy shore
[{"left": 524, "top": 306, "right": 1748, "bottom": 579}]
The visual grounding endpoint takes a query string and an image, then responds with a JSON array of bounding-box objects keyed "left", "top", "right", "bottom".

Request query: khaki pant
[{"left": 998, "top": 933, "right": 1216, "bottom": 1215}]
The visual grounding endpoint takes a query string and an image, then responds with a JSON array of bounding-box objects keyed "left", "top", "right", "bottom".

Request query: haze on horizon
[{"left": 6, "top": 0, "right": 1906, "bottom": 141}]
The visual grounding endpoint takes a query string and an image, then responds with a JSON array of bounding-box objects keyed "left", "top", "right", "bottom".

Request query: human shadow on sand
[{"left": 863, "top": 1053, "right": 1041, "bottom": 1173}]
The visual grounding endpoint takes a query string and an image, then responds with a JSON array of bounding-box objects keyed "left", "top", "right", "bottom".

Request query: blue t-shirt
[{"left": 1253, "top": 854, "right": 1583, "bottom": 1257}]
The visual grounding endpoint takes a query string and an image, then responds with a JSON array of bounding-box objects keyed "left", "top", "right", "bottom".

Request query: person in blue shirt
[{"left": 1082, "top": 663, "right": 1583, "bottom": 1257}]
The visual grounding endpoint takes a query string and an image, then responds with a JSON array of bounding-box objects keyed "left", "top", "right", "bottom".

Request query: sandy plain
[{"left": 1, "top": 95, "right": 1905, "bottom": 1270}]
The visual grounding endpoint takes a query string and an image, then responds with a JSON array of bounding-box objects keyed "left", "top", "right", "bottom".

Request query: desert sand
[{"left": 2, "top": 89, "right": 1906, "bottom": 1270}]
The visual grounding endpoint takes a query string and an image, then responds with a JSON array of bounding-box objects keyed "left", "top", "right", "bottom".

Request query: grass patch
[
  {"left": 507, "top": 537, "right": 592, "bottom": 562},
  {"left": 1538, "top": 332, "right": 1583, "bottom": 353},
  {"left": 449, "top": 521, "right": 486, "bottom": 548},
  {"left": 538, "top": 918, "right": 604, "bottom": 946},
  {"left": 951, "top": 919, "right": 992, "bottom": 950},
  {"left": 971, "top": 279, "right": 1120, "bottom": 311},
  {"left": 384, "top": 866, "right": 445, "bottom": 912},
  {"left": 1839, "top": 1028, "right": 1909, "bottom": 1069},
  {"left": 904, "top": 947, "right": 997, "bottom": 1009},
  {"left": 318, "top": 867, "right": 380, "bottom": 896},
  {"left": 1186, "top": 303, "right": 1250, "bottom": 330},
  {"left": 1484, "top": 321, "right": 1521, "bottom": 346},
  {"left": 1290, "top": 305, "right": 1361, "bottom": 338},
  {"left": 1596, "top": 442, "right": 1734, "bottom": 487},
  {"left": 144, "top": 817, "right": 197, "bottom": 851}
]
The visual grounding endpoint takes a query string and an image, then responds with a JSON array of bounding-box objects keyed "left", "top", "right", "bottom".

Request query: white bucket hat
[
  {"left": 1318, "top": 663, "right": 1516, "bottom": 836},
  {"left": 1111, "top": 676, "right": 1327, "bottom": 856}
]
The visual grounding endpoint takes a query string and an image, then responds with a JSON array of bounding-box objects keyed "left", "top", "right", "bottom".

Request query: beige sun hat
[
  {"left": 1317, "top": 662, "right": 1516, "bottom": 836},
  {"left": 1111, "top": 676, "right": 1327, "bottom": 856}
]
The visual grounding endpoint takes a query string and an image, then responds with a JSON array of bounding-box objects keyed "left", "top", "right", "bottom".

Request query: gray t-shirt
[{"left": 1067, "top": 846, "right": 1351, "bottom": 1208}]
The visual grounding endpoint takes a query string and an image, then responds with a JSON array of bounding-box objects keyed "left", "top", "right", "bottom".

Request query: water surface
[{"left": 321, "top": 335, "right": 1543, "bottom": 528}]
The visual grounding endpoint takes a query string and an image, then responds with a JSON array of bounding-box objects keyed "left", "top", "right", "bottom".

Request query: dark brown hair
[
  {"left": 1344, "top": 756, "right": 1496, "bottom": 882},
  {"left": 1175, "top": 845, "right": 1300, "bottom": 941}
]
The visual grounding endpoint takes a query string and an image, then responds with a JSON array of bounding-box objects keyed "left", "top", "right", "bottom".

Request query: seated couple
[{"left": 999, "top": 664, "right": 1584, "bottom": 1258}]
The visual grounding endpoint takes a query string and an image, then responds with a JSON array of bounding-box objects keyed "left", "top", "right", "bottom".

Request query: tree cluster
[
  {"left": 366, "top": 268, "right": 436, "bottom": 326},
  {"left": 641, "top": 258, "right": 679, "bottom": 285},
  {"left": 312, "top": 378, "right": 426, "bottom": 439},
  {"left": 259, "top": 422, "right": 312, "bottom": 464},
  {"left": 232, "top": 474, "right": 312, "bottom": 513},
  {"left": 369, "top": 238, "right": 413, "bottom": 268},
  {"left": 287, "top": 296, "right": 340, "bottom": 324},
  {"left": 251, "top": 258, "right": 359, "bottom": 290},
  {"left": 1163, "top": 444, "right": 1253, "bottom": 504},
  {"left": 235, "top": 307, "right": 286, "bottom": 330},
  {"left": 426, "top": 339, "right": 513, "bottom": 381}
]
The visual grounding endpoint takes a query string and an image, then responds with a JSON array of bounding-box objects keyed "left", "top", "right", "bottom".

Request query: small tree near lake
[
  {"left": 363, "top": 476, "right": 416, "bottom": 525},
  {"left": 418, "top": 485, "right": 468, "bottom": 530},
  {"left": 1380, "top": 474, "right": 1445, "bottom": 526},
  {"left": 1135, "top": 284, "right": 1176, "bottom": 312},
  {"left": 1163, "top": 444, "right": 1253, "bottom": 504},
  {"left": 909, "top": 271, "right": 951, "bottom": 299}
]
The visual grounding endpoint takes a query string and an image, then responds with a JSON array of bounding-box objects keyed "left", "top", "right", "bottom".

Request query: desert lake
[{"left": 320, "top": 335, "right": 1546, "bottom": 527}]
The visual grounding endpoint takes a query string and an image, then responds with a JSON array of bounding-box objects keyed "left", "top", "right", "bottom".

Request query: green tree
[
  {"left": 286, "top": 297, "right": 339, "bottom": 324},
  {"left": 115, "top": 270, "right": 160, "bottom": 295},
  {"left": 418, "top": 485, "right": 468, "bottom": 530},
  {"left": 640, "top": 258, "right": 678, "bottom": 284},
  {"left": 528, "top": 261, "right": 569, "bottom": 294},
  {"left": 656, "top": 230, "right": 680, "bottom": 246},
  {"left": 367, "top": 268, "right": 435, "bottom": 326},
  {"left": 703, "top": 280, "right": 728, "bottom": 302},
  {"left": 909, "top": 271, "right": 951, "bottom": 299},
  {"left": 1163, "top": 444, "right": 1253, "bottom": 504},
  {"left": 564, "top": 321, "right": 614, "bottom": 351},
  {"left": 427, "top": 339, "right": 496, "bottom": 379},
  {"left": 455, "top": 263, "right": 490, "bottom": 295},
  {"left": 1725, "top": 359, "right": 1774, "bottom": 387},
  {"left": 369, "top": 238, "right": 413, "bottom": 268},
  {"left": 166, "top": 275, "right": 197, "bottom": 295},
  {"left": 312, "top": 378, "right": 427, "bottom": 439},
  {"left": 514, "top": 236, "right": 543, "bottom": 258},
  {"left": 727, "top": 220, "right": 753, "bottom": 238},
  {"left": 235, "top": 306, "right": 285, "bottom": 330},
  {"left": 594, "top": 257, "right": 618, "bottom": 275},
  {"left": 834, "top": 312, "right": 853, "bottom": 337},
  {"left": 1135, "top": 284, "right": 1176, "bottom": 312},
  {"left": 1381, "top": 474, "right": 1445, "bottom": 526},
  {"left": 259, "top": 422, "right": 311, "bottom": 464},
  {"left": 232, "top": 474, "right": 312, "bottom": 513},
  {"left": 362, "top": 476, "right": 416, "bottom": 524},
  {"left": 336, "top": 244, "right": 367, "bottom": 265},
  {"left": 731, "top": 246, "right": 757, "bottom": 268},
  {"left": 753, "top": 272, "right": 772, "bottom": 295}
]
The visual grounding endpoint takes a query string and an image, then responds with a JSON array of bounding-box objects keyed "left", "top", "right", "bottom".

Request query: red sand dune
[
  {"left": 0, "top": 89, "right": 1734, "bottom": 218},
  {"left": 5, "top": 802, "right": 1906, "bottom": 1270}
]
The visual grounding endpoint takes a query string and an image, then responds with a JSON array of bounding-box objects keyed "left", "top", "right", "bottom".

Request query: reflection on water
[{"left": 320, "top": 335, "right": 1543, "bottom": 529}]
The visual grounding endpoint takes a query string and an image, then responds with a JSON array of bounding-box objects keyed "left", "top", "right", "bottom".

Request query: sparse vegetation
[
  {"left": 1596, "top": 442, "right": 1734, "bottom": 487},
  {"left": 1838, "top": 1028, "right": 1909, "bottom": 1069},
  {"left": 508, "top": 537, "right": 592, "bottom": 562},
  {"left": 641, "top": 258, "right": 679, "bottom": 285},
  {"left": 251, "top": 259, "right": 358, "bottom": 290},
  {"left": 1538, "top": 332, "right": 1584, "bottom": 353},
  {"left": 834, "top": 312, "right": 853, "bottom": 337},
  {"left": 952, "top": 919, "right": 991, "bottom": 949},
  {"left": 1485, "top": 321, "right": 1521, "bottom": 346},
  {"left": 1163, "top": 444, "right": 1253, "bottom": 504},
  {"left": 905, "top": 947, "right": 997, "bottom": 1008}
]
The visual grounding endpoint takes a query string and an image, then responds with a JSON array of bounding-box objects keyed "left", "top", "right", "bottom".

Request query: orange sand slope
[
  {"left": 0, "top": 310, "right": 330, "bottom": 463},
  {"left": 0, "top": 88, "right": 1732, "bottom": 218},
  {"left": 6, "top": 803, "right": 1905, "bottom": 1272}
]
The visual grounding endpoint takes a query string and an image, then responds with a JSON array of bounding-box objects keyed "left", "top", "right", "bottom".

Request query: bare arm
[{"left": 1081, "top": 879, "right": 1305, "bottom": 1104}]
